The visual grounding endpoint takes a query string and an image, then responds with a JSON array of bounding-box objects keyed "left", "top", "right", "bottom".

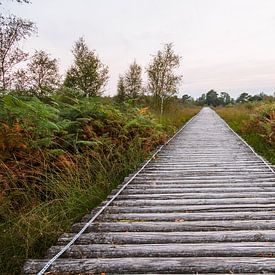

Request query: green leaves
[{"left": 0, "top": 94, "right": 167, "bottom": 156}]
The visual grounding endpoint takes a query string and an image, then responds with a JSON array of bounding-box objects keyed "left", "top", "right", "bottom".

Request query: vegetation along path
[{"left": 23, "top": 107, "right": 275, "bottom": 274}]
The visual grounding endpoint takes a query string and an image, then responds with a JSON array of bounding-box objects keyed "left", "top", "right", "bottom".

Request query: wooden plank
[
  {"left": 22, "top": 257, "right": 275, "bottom": 274},
  {"left": 131, "top": 178, "right": 275, "bottom": 184},
  {"left": 128, "top": 182, "right": 275, "bottom": 191},
  {"left": 71, "top": 220, "right": 275, "bottom": 233},
  {"left": 143, "top": 167, "right": 270, "bottom": 171},
  {"left": 47, "top": 242, "right": 275, "bottom": 258},
  {"left": 57, "top": 230, "right": 275, "bottom": 245},
  {"left": 101, "top": 211, "right": 275, "bottom": 222},
  {"left": 134, "top": 175, "right": 275, "bottom": 179},
  {"left": 112, "top": 197, "right": 275, "bottom": 206},
  {"left": 123, "top": 187, "right": 275, "bottom": 194},
  {"left": 114, "top": 191, "right": 275, "bottom": 200},
  {"left": 106, "top": 204, "right": 275, "bottom": 214}
]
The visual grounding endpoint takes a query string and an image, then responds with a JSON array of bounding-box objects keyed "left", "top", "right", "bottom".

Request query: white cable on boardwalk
[{"left": 36, "top": 111, "right": 200, "bottom": 275}]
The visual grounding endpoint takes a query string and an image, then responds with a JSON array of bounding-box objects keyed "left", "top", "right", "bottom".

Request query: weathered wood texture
[{"left": 23, "top": 107, "right": 275, "bottom": 274}]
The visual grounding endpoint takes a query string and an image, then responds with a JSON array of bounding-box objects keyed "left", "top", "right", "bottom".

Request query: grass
[
  {"left": 0, "top": 94, "right": 200, "bottom": 274},
  {"left": 1, "top": 147, "right": 144, "bottom": 273},
  {"left": 155, "top": 106, "right": 200, "bottom": 130},
  {"left": 216, "top": 103, "right": 275, "bottom": 165}
]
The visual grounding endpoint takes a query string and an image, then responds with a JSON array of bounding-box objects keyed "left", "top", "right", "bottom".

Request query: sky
[{"left": 2, "top": 0, "right": 275, "bottom": 98}]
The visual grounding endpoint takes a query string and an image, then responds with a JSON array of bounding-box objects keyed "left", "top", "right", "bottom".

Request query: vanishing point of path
[{"left": 24, "top": 107, "right": 275, "bottom": 274}]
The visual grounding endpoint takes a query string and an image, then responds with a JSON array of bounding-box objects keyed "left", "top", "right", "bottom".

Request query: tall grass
[
  {"left": 216, "top": 102, "right": 275, "bottom": 164},
  {"left": 1, "top": 146, "right": 145, "bottom": 273},
  {"left": 154, "top": 103, "right": 201, "bottom": 131}
]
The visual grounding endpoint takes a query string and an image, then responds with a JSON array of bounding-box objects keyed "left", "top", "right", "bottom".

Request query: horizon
[{"left": 2, "top": 0, "right": 275, "bottom": 98}]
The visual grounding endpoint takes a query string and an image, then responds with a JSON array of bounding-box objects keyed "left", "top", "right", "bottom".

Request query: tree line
[{"left": 183, "top": 90, "right": 275, "bottom": 107}]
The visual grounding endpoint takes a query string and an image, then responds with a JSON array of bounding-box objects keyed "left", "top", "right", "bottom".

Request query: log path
[{"left": 23, "top": 107, "right": 275, "bottom": 274}]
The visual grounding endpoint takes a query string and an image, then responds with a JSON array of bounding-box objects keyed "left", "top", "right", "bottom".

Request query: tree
[
  {"left": 205, "top": 89, "right": 219, "bottom": 106},
  {"left": 124, "top": 60, "right": 142, "bottom": 99},
  {"left": 147, "top": 43, "right": 182, "bottom": 114},
  {"left": 29, "top": 50, "right": 60, "bottom": 96},
  {"left": 14, "top": 50, "right": 60, "bottom": 96},
  {"left": 181, "top": 94, "right": 191, "bottom": 103},
  {"left": 219, "top": 92, "right": 234, "bottom": 106},
  {"left": 236, "top": 92, "right": 251, "bottom": 103},
  {"left": 196, "top": 93, "right": 206, "bottom": 106},
  {"left": 116, "top": 75, "right": 126, "bottom": 102},
  {"left": 0, "top": 15, "right": 36, "bottom": 91},
  {"left": 13, "top": 68, "right": 29, "bottom": 92},
  {"left": 249, "top": 92, "right": 266, "bottom": 102},
  {"left": 64, "top": 37, "right": 109, "bottom": 97}
]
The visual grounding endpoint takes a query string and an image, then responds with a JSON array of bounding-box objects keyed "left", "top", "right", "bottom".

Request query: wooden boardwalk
[{"left": 23, "top": 107, "right": 275, "bottom": 274}]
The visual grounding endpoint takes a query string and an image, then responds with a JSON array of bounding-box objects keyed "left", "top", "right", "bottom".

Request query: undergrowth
[
  {"left": 216, "top": 102, "right": 275, "bottom": 164},
  {"left": 0, "top": 92, "right": 199, "bottom": 274}
]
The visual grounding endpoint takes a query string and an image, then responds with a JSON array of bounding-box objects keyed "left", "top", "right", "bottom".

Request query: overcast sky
[{"left": 2, "top": 0, "right": 275, "bottom": 98}]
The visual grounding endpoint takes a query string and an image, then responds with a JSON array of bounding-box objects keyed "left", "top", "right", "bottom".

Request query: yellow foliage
[{"left": 138, "top": 107, "right": 149, "bottom": 114}]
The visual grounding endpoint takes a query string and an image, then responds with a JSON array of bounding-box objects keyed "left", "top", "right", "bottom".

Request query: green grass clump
[{"left": 0, "top": 93, "right": 200, "bottom": 274}]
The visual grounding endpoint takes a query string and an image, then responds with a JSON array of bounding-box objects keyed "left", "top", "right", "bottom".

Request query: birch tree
[
  {"left": 124, "top": 60, "right": 142, "bottom": 99},
  {"left": 0, "top": 15, "right": 35, "bottom": 91},
  {"left": 64, "top": 37, "right": 109, "bottom": 97},
  {"left": 147, "top": 43, "right": 182, "bottom": 114}
]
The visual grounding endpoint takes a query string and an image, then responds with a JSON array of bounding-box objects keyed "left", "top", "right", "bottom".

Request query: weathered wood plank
[
  {"left": 112, "top": 197, "right": 275, "bottom": 206},
  {"left": 57, "top": 230, "right": 275, "bottom": 245},
  {"left": 23, "top": 257, "right": 275, "bottom": 274},
  {"left": 127, "top": 182, "right": 275, "bottom": 188},
  {"left": 47, "top": 242, "right": 275, "bottom": 258},
  {"left": 106, "top": 204, "right": 275, "bottom": 214},
  {"left": 71, "top": 220, "right": 275, "bottom": 233},
  {"left": 101, "top": 211, "right": 275, "bottom": 222},
  {"left": 143, "top": 168, "right": 270, "bottom": 172},
  {"left": 114, "top": 191, "right": 275, "bottom": 200},
  {"left": 123, "top": 187, "right": 275, "bottom": 194},
  {"left": 130, "top": 178, "right": 275, "bottom": 184}
]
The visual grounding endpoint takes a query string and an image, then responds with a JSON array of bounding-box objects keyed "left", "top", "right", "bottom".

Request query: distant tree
[
  {"left": 147, "top": 43, "right": 182, "bottom": 114},
  {"left": 116, "top": 75, "right": 126, "bottom": 102},
  {"left": 0, "top": 15, "right": 36, "bottom": 91},
  {"left": 124, "top": 60, "right": 142, "bottom": 99},
  {"left": 181, "top": 94, "right": 191, "bottom": 103},
  {"left": 236, "top": 92, "right": 251, "bottom": 103},
  {"left": 64, "top": 37, "right": 109, "bottom": 97},
  {"left": 249, "top": 92, "right": 267, "bottom": 102},
  {"left": 181, "top": 94, "right": 191, "bottom": 102},
  {"left": 219, "top": 92, "right": 234, "bottom": 106},
  {"left": 196, "top": 93, "right": 206, "bottom": 106},
  {"left": 205, "top": 89, "right": 219, "bottom": 106},
  {"left": 13, "top": 68, "right": 29, "bottom": 92},
  {"left": 14, "top": 50, "right": 60, "bottom": 96}
]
